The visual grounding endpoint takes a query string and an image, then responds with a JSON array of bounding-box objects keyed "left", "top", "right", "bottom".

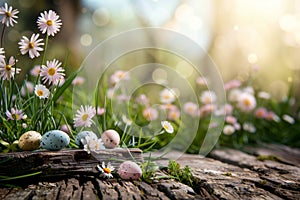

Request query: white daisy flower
[
  {"left": 0, "top": 3, "right": 19, "bottom": 27},
  {"left": 237, "top": 92, "right": 256, "bottom": 112},
  {"left": 200, "top": 90, "right": 217, "bottom": 104},
  {"left": 258, "top": 91, "right": 271, "bottom": 100},
  {"left": 34, "top": 84, "right": 50, "bottom": 99},
  {"left": 0, "top": 56, "right": 20, "bottom": 80},
  {"left": 72, "top": 76, "right": 85, "bottom": 86},
  {"left": 161, "top": 121, "right": 174, "bottom": 133},
  {"left": 81, "top": 135, "right": 105, "bottom": 154},
  {"left": 18, "top": 33, "right": 44, "bottom": 59},
  {"left": 160, "top": 88, "right": 176, "bottom": 104},
  {"left": 97, "top": 162, "right": 115, "bottom": 179},
  {"left": 109, "top": 70, "right": 130, "bottom": 86},
  {"left": 282, "top": 114, "right": 295, "bottom": 124},
  {"left": 0, "top": 48, "right": 5, "bottom": 61},
  {"left": 223, "top": 125, "right": 235, "bottom": 135},
  {"left": 40, "top": 59, "right": 65, "bottom": 85},
  {"left": 74, "top": 105, "right": 96, "bottom": 127},
  {"left": 228, "top": 89, "right": 242, "bottom": 102},
  {"left": 37, "top": 10, "right": 62, "bottom": 36},
  {"left": 6, "top": 108, "right": 27, "bottom": 121},
  {"left": 183, "top": 102, "right": 198, "bottom": 117},
  {"left": 243, "top": 86, "right": 254, "bottom": 94},
  {"left": 243, "top": 122, "right": 256, "bottom": 133}
]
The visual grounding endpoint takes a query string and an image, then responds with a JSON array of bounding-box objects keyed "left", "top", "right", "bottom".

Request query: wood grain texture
[
  {"left": 0, "top": 148, "right": 143, "bottom": 178},
  {"left": 0, "top": 145, "right": 299, "bottom": 200}
]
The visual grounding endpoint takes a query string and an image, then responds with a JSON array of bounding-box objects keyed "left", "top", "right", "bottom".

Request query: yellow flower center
[
  {"left": 170, "top": 112, "right": 177, "bottom": 119},
  {"left": 103, "top": 167, "right": 111, "bottom": 174},
  {"left": 205, "top": 97, "right": 211, "bottom": 103},
  {"left": 13, "top": 114, "right": 19, "bottom": 119},
  {"left": 145, "top": 112, "right": 151, "bottom": 119},
  {"left": 163, "top": 125, "right": 169, "bottom": 130},
  {"left": 118, "top": 73, "right": 125, "bottom": 79},
  {"left": 81, "top": 113, "right": 89, "bottom": 121},
  {"left": 46, "top": 20, "right": 53, "bottom": 26},
  {"left": 187, "top": 107, "right": 194, "bottom": 112},
  {"left": 29, "top": 42, "right": 34, "bottom": 49},
  {"left": 164, "top": 95, "right": 170, "bottom": 100},
  {"left": 257, "top": 111, "right": 263, "bottom": 117},
  {"left": 5, "top": 65, "right": 12, "bottom": 71},
  {"left": 5, "top": 12, "right": 11, "bottom": 17},
  {"left": 48, "top": 68, "right": 56, "bottom": 76},
  {"left": 243, "top": 99, "right": 251, "bottom": 106},
  {"left": 37, "top": 90, "right": 44, "bottom": 96}
]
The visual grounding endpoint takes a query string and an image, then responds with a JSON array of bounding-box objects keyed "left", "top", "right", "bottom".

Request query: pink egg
[
  {"left": 101, "top": 129, "right": 120, "bottom": 149},
  {"left": 118, "top": 161, "right": 142, "bottom": 180}
]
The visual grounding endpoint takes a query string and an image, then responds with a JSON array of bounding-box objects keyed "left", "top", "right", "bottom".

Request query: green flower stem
[
  {"left": 0, "top": 26, "right": 6, "bottom": 48},
  {"left": 0, "top": 171, "right": 42, "bottom": 181},
  {"left": 40, "top": 34, "right": 49, "bottom": 69}
]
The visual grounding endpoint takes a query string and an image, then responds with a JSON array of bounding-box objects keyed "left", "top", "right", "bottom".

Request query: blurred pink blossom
[
  {"left": 196, "top": 77, "right": 208, "bottom": 86},
  {"left": 225, "top": 116, "right": 237, "bottom": 124},
  {"left": 224, "top": 79, "right": 241, "bottom": 91},
  {"left": 199, "top": 104, "right": 216, "bottom": 117},
  {"left": 97, "top": 107, "right": 106, "bottom": 115},
  {"left": 254, "top": 107, "right": 268, "bottom": 119},
  {"left": 143, "top": 107, "right": 158, "bottom": 121},
  {"left": 167, "top": 108, "right": 180, "bottom": 121}
]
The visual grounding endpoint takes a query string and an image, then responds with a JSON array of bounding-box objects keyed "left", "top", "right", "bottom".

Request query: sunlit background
[{"left": 2, "top": 0, "right": 300, "bottom": 101}]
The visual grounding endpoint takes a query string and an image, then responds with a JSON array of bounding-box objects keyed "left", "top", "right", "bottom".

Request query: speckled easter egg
[
  {"left": 75, "top": 131, "right": 97, "bottom": 147},
  {"left": 18, "top": 131, "right": 42, "bottom": 151},
  {"left": 101, "top": 129, "right": 120, "bottom": 149},
  {"left": 118, "top": 161, "right": 142, "bottom": 180},
  {"left": 41, "top": 130, "right": 70, "bottom": 151}
]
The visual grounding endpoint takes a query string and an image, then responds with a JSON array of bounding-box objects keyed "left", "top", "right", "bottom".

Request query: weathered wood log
[
  {"left": 243, "top": 143, "right": 300, "bottom": 166},
  {"left": 209, "top": 148, "right": 300, "bottom": 199},
  {"left": 0, "top": 148, "right": 143, "bottom": 178},
  {"left": 1, "top": 145, "right": 300, "bottom": 200}
]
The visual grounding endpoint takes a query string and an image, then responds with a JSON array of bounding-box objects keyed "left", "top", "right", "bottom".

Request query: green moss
[
  {"left": 259, "top": 180, "right": 268, "bottom": 185},
  {"left": 167, "top": 160, "right": 194, "bottom": 187},
  {"left": 223, "top": 172, "right": 232, "bottom": 176},
  {"left": 256, "top": 155, "right": 282, "bottom": 162}
]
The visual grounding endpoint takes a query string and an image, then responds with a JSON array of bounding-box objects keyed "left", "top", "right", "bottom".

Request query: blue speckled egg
[
  {"left": 75, "top": 131, "right": 98, "bottom": 147},
  {"left": 41, "top": 130, "right": 70, "bottom": 151}
]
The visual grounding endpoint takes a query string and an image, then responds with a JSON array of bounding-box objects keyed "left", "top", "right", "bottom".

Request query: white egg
[
  {"left": 40, "top": 130, "right": 70, "bottom": 151},
  {"left": 101, "top": 129, "right": 120, "bottom": 149},
  {"left": 118, "top": 161, "right": 142, "bottom": 180},
  {"left": 18, "top": 131, "right": 42, "bottom": 151}
]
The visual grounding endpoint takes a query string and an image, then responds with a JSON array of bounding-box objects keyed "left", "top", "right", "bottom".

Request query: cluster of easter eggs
[
  {"left": 75, "top": 129, "right": 120, "bottom": 149},
  {"left": 18, "top": 129, "right": 122, "bottom": 151},
  {"left": 18, "top": 128, "right": 142, "bottom": 180},
  {"left": 18, "top": 130, "right": 70, "bottom": 151}
]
